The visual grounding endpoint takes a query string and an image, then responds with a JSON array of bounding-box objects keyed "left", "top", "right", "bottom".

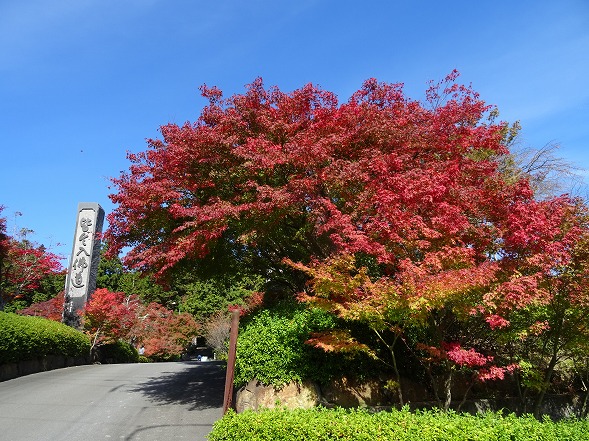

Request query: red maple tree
[
  {"left": 83, "top": 288, "right": 139, "bottom": 351},
  {"left": 18, "top": 291, "right": 65, "bottom": 321},
  {"left": 105, "top": 74, "right": 589, "bottom": 409},
  {"left": 83, "top": 288, "right": 200, "bottom": 359},
  {"left": 131, "top": 301, "right": 200, "bottom": 359},
  {"left": 0, "top": 207, "right": 64, "bottom": 309}
]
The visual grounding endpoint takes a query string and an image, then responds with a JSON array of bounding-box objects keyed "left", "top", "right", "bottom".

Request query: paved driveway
[{"left": 0, "top": 361, "right": 225, "bottom": 441}]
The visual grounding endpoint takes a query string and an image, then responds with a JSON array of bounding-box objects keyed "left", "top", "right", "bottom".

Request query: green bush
[
  {"left": 235, "top": 303, "right": 334, "bottom": 387},
  {"left": 0, "top": 311, "right": 90, "bottom": 363},
  {"left": 97, "top": 340, "right": 139, "bottom": 363},
  {"left": 209, "top": 407, "right": 589, "bottom": 441},
  {"left": 235, "top": 302, "right": 374, "bottom": 387}
]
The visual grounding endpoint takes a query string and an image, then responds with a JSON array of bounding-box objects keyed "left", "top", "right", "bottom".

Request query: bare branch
[{"left": 502, "top": 141, "right": 587, "bottom": 199}]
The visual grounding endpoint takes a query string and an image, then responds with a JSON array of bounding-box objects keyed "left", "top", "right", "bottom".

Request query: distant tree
[
  {"left": 131, "top": 301, "right": 200, "bottom": 360},
  {"left": 476, "top": 115, "right": 584, "bottom": 200},
  {"left": 83, "top": 288, "right": 138, "bottom": 353},
  {"left": 0, "top": 207, "right": 8, "bottom": 308},
  {"left": 177, "top": 272, "right": 264, "bottom": 321},
  {"left": 203, "top": 310, "right": 231, "bottom": 359},
  {"left": 83, "top": 288, "right": 200, "bottom": 360},
  {"left": 96, "top": 245, "right": 125, "bottom": 292},
  {"left": 501, "top": 141, "right": 585, "bottom": 199},
  {"left": 0, "top": 208, "right": 63, "bottom": 311},
  {"left": 96, "top": 245, "right": 178, "bottom": 308},
  {"left": 18, "top": 291, "right": 65, "bottom": 321}
]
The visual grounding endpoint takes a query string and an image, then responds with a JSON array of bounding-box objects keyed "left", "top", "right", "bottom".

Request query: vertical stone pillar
[{"left": 63, "top": 202, "right": 104, "bottom": 328}]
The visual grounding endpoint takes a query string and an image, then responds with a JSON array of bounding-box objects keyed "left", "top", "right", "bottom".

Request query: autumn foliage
[
  {"left": 132, "top": 300, "right": 200, "bottom": 359},
  {"left": 106, "top": 73, "right": 589, "bottom": 412},
  {"left": 0, "top": 206, "right": 64, "bottom": 310},
  {"left": 18, "top": 291, "right": 65, "bottom": 321},
  {"left": 84, "top": 288, "right": 138, "bottom": 349},
  {"left": 83, "top": 288, "right": 200, "bottom": 359}
]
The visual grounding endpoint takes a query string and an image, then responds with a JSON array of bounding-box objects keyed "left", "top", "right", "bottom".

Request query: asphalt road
[{"left": 0, "top": 361, "right": 226, "bottom": 441}]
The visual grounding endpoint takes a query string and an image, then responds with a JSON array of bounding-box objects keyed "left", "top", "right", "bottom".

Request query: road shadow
[{"left": 132, "top": 361, "right": 226, "bottom": 411}]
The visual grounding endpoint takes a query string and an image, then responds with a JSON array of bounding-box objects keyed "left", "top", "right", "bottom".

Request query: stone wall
[
  {"left": 236, "top": 379, "right": 322, "bottom": 412},
  {"left": 235, "top": 377, "right": 589, "bottom": 420},
  {"left": 0, "top": 355, "right": 89, "bottom": 382}
]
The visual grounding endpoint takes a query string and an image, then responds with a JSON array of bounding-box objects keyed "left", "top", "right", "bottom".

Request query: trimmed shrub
[
  {"left": 0, "top": 311, "right": 90, "bottom": 363},
  {"left": 209, "top": 407, "right": 589, "bottom": 441},
  {"left": 235, "top": 302, "right": 375, "bottom": 387},
  {"left": 96, "top": 340, "right": 139, "bottom": 364}
]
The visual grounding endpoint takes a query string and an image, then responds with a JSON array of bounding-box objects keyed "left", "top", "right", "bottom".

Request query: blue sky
[{"left": 1, "top": 0, "right": 588, "bottom": 265}]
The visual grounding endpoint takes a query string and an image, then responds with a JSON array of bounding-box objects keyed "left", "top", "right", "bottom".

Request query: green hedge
[
  {"left": 97, "top": 340, "right": 139, "bottom": 364},
  {"left": 235, "top": 303, "right": 380, "bottom": 388},
  {"left": 235, "top": 304, "right": 339, "bottom": 387},
  {"left": 209, "top": 407, "right": 589, "bottom": 441},
  {"left": 0, "top": 312, "right": 90, "bottom": 363}
]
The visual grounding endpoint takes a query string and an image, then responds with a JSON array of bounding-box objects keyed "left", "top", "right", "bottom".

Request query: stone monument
[{"left": 62, "top": 202, "right": 104, "bottom": 328}]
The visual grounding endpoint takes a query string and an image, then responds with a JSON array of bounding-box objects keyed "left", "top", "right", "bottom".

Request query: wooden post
[{"left": 223, "top": 309, "right": 240, "bottom": 414}]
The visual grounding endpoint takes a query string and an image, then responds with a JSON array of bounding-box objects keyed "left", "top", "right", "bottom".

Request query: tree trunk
[
  {"left": 424, "top": 366, "right": 453, "bottom": 411},
  {"left": 533, "top": 317, "right": 563, "bottom": 418},
  {"left": 457, "top": 380, "right": 474, "bottom": 412},
  {"left": 442, "top": 370, "right": 453, "bottom": 411},
  {"left": 374, "top": 329, "right": 404, "bottom": 405},
  {"left": 533, "top": 350, "right": 558, "bottom": 418},
  {"left": 514, "top": 370, "right": 530, "bottom": 414},
  {"left": 579, "top": 389, "right": 589, "bottom": 419}
]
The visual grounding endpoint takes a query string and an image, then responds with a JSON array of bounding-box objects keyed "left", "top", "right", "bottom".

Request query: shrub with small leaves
[
  {"left": 234, "top": 302, "right": 373, "bottom": 387},
  {"left": 96, "top": 340, "right": 139, "bottom": 364},
  {"left": 209, "top": 407, "right": 589, "bottom": 441},
  {"left": 0, "top": 311, "right": 90, "bottom": 363}
]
